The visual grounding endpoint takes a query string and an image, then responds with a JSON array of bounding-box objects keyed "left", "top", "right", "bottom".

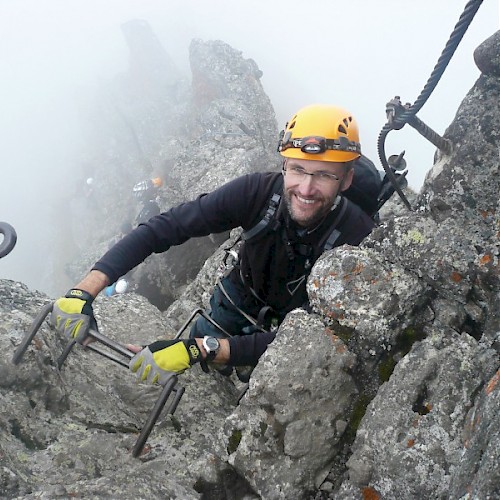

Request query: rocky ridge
[{"left": 0, "top": 24, "right": 498, "bottom": 500}]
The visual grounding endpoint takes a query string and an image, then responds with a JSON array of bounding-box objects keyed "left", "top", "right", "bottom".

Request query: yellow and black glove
[
  {"left": 51, "top": 289, "right": 97, "bottom": 344},
  {"left": 129, "top": 339, "right": 203, "bottom": 385}
]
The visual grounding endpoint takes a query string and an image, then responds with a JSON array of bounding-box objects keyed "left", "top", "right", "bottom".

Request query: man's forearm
[
  {"left": 74, "top": 270, "right": 111, "bottom": 298},
  {"left": 194, "top": 330, "right": 276, "bottom": 367}
]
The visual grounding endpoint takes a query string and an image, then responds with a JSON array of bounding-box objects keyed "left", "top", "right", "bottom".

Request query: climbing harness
[
  {"left": 217, "top": 276, "right": 277, "bottom": 332},
  {"left": 12, "top": 304, "right": 229, "bottom": 458},
  {"left": 0, "top": 221, "right": 17, "bottom": 259},
  {"left": 231, "top": 154, "right": 398, "bottom": 264},
  {"left": 378, "top": 0, "right": 484, "bottom": 210}
]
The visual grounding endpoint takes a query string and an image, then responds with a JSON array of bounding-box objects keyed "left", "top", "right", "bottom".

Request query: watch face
[{"left": 205, "top": 336, "right": 219, "bottom": 352}]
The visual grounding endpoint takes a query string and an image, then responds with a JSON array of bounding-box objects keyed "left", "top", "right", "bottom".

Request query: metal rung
[
  {"left": 12, "top": 301, "right": 185, "bottom": 458},
  {"left": 173, "top": 307, "right": 233, "bottom": 339}
]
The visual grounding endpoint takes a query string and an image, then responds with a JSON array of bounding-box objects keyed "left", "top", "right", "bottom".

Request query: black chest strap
[
  {"left": 242, "top": 175, "right": 284, "bottom": 242},
  {"left": 242, "top": 192, "right": 281, "bottom": 241},
  {"left": 320, "top": 196, "right": 350, "bottom": 251}
]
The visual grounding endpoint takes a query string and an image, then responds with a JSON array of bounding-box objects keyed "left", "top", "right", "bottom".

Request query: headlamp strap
[{"left": 278, "top": 133, "right": 361, "bottom": 155}]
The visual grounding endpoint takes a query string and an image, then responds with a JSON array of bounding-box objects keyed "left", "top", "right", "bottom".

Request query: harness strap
[
  {"left": 256, "top": 306, "right": 273, "bottom": 327},
  {"left": 319, "top": 197, "right": 351, "bottom": 252},
  {"left": 239, "top": 267, "right": 268, "bottom": 305},
  {"left": 242, "top": 192, "right": 281, "bottom": 241},
  {"left": 324, "top": 229, "right": 342, "bottom": 250},
  {"left": 217, "top": 277, "right": 269, "bottom": 331},
  {"left": 242, "top": 174, "right": 284, "bottom": 242}
]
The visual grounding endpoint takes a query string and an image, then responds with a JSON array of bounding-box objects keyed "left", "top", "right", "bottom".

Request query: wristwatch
[{"left": 202, "top": 336, "right": 220, "bottom": 361}]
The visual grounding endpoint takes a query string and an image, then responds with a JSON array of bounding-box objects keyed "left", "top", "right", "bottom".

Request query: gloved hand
[
  {"left": 129, "top": 339, "right": 203, "bottom": 385},
  {"left": 51, "top": 289, "right": 97, "bottom": 344}
]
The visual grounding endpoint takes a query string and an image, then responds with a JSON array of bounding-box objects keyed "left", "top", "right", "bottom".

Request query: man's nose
[{"left": 296, "top": 173, "right": 316, "bottom": 193}]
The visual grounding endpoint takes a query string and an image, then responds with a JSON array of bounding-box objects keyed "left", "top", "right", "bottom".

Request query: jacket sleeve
[
  {"left": 228, "top": 330, "right": 276, "bottom": 366},
  {"left": 92, "top": 173, "right": 277, "bottom": 284}
]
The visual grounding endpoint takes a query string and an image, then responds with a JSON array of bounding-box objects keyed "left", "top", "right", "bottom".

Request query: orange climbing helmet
[
  {"left": 151, "top": 177, "right": 163, "bottom": 188},
  {"left": 278, "top": 104, "right": 361, "bottom": 163}
]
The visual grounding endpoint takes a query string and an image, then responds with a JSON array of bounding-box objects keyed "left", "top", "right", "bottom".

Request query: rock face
[
  {"left": 225, "top": 310, "right": 358, "bottom": 499},
  {"left": 0, "top": 26, "right": 499, "bottom": 500}
]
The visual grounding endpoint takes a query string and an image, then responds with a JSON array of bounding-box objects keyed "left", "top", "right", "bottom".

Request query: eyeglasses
[{"left": 284, "top": 164, "right": 341, "bottom": 185}]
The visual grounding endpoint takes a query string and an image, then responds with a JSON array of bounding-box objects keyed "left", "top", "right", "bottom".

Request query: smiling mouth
[{"left": 295, "top": 194, "right": 317, "bottom": 205}]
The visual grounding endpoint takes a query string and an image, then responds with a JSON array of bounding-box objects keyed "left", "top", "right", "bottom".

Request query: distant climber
[{"left": 132, "top": 177, "right": 163, "bottom": 225}]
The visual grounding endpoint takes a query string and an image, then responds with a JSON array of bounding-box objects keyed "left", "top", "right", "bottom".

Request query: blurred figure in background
[{"left": 132, "top": 177, "right": 163, "bottom": 225}]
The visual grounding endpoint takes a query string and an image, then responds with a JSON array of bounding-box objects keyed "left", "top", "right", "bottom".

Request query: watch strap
[{"left": 202, "top": 336, "right": 219, "bottom": 361}]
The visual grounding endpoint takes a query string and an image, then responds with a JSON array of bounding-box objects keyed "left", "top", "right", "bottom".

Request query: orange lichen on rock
[
  {"left": 336, "top": 343, "right": 347, "bottom": 353},
  {"left": 328, "top": 310, "right": 345, "bottom": 321},
  {"left": 324, "top": 329, "right": 339, "bottom": 342},
  {"left": 352, "top": 262, "right": 365, "bottom": 274},
  {"left": 451, "top": 271, "right": 463, "bottom": 283},
  {"left": 480, "top": 209, "right": 494, "bottom": 219},
  {"left": 343, "top": 262, "right": 365, "bottom": 281},
  {"left": 407, "top": 438, "right": 415, "bottom": 447},
  {"left": 362, "top": 486, "right": 381, "bottom": 500},
  {"left": 479, "top": 254, "right": 492, "bottom": 266},
  {"left": 324, "top": 330, "right": 348, "bottom": 353},
  {"left": 485, "top": 369, "right": 500, "bottom": 395}
]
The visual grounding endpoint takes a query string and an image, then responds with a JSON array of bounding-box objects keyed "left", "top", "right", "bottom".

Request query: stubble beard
[{"left": 284, "top": 189, "right": 332, "bottom": 228}]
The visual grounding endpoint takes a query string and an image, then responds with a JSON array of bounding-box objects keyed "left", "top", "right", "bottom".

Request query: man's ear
[{"left": 339, "top": 167, "right": 354, "bottom": 192}]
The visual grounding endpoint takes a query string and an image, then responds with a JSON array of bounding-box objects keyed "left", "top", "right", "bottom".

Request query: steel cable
[{"left": 377, "top": 0, "right": 484, "bottom": 209}]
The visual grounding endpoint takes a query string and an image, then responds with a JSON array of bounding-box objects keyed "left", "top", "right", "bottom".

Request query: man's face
[{"left": 283, "top": 158, "right": 354, "bottom": 227}]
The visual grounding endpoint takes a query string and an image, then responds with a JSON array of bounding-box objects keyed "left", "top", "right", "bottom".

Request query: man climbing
[{"left": 51, "top": 104, "right": 375, "bottom": 385}]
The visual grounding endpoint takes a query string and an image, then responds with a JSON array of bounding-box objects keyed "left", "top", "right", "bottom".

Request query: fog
[{"left": 0, "top": 0, "right": 498, "bottom": 294}]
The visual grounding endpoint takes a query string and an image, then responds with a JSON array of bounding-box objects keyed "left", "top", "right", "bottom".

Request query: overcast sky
[{"left": 0, "top": 0, "right": 498, "bottom": 292}]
